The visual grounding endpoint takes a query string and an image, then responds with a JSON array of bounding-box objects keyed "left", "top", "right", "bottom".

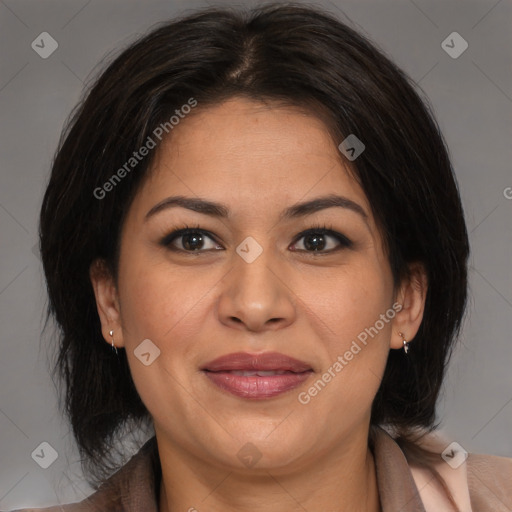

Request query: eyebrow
[{"left": 144, "top": 194, "right": 368, "bottom": 223}]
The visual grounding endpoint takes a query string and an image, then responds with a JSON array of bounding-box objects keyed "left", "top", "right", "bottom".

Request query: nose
[{"left": 216, "top": 245, "right": 296, "bottom": 333}]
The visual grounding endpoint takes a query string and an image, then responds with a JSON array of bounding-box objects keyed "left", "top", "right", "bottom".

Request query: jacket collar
[
  {"left": 85, "top": 426, "right": 427, "bottom": 511},
  {"left": 370, "top": 426, "right": 426, "bottom": 511}
]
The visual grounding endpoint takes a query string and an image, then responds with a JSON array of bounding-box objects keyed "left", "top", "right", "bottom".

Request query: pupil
[
  {"left": 183, "top": 233, "right": 203, "bottom": 250},
  {"left": 305, "top": 234, "right": 325, "bottom": 251}
]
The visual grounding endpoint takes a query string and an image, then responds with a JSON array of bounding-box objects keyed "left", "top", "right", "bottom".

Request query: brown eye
[
  {"left": 161, "top": 228, "right": 223, "bottom": 252},
  {"left": 290, "top": 228, "right": 352, "bottom": 253}
]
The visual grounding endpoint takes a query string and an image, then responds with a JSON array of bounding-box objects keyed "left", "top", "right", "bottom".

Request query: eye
[
  {"left": 160, "top": 225, "right": 223, "bottom": 252},
  {"left": 160, "top": 223, "right": 353, "bottom": 254},
  {"left": 290, "top": 225, "right": 352, "bottom": 253}
]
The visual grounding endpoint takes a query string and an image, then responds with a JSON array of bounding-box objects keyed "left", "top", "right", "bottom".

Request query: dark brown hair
[{"left": 39, "top": 2, "right": 469, "bottom": 490}]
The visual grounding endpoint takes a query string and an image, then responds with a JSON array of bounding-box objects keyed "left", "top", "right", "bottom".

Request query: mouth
[
  {"left": 221, "top": 370, "right": 301, "bottom": 376},
  {"left": 201, "top": 352, "right": 314, "bottom": 399}
]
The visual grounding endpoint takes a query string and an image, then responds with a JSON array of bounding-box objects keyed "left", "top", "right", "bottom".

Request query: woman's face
[{"left": 92, "top": 97, "right": 424, "bottom": 473}]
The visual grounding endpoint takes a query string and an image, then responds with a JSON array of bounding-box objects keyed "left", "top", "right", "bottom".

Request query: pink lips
[{"left": 201, "top": 352, "right": 313, "bottom": 399}]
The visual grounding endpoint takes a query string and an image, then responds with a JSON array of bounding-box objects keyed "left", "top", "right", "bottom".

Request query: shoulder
[
  {"left": 3, "top": 472, "right": 125, "bottom": 512},
  {"left": 383, "top": 426, "right": 512, "bottom": 511},
  {"left": 6, "top": 505, "right": 90, "bottom": 512},
  {"left": 3, "top": 436, "right": 160, "bottom": 512},
  {"left": 3, "top": 493, "right": 119, "bottom": 512},
  {"left": 467, "top": 451, "right": 512, "bottom": 510}
]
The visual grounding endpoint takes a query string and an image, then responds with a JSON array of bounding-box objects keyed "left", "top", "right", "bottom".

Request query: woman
[{"left": 10, "top": 3, "right": 511, "bottom": 511}]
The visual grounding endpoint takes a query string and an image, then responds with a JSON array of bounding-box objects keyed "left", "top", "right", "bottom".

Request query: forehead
[{"left": 133, "top": 97, "right": 372, "bottom": 223}]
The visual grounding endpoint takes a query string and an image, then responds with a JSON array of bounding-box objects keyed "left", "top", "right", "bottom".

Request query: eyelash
[{"left": 160, "top": 223, "right": 353, "bottom": 255}]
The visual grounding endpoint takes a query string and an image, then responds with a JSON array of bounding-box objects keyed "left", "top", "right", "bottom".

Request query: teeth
[{"left": 229, "top": 370, "right": 291, "bottom": 376}]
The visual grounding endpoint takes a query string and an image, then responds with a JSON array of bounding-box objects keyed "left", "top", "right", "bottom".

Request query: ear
[
  {"left": 89, "top": 258, "right": 125, "bottom": 348},
  {"left": 390, "top": 262, "right": 428, "bottom": 350}
]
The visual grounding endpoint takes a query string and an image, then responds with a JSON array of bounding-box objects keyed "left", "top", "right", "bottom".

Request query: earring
[
  {"left": 109, "top": 329, "right": 118, "bottom": 355},
  {"left": 398, "top": 332, "right": 409, "bottom": 354}
]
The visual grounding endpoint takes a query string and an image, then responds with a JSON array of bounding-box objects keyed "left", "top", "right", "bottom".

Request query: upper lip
[{"left": 201, "top": 352, "right": 312, "bottom": 372}]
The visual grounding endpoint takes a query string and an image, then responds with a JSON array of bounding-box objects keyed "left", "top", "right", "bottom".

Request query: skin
[{"left": 90, "top": 97, "right": 427, "bottom": 512}]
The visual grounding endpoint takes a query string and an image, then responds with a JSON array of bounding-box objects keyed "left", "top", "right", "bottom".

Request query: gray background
[{"left": 1, "top": 0, "right": 511, "bottom": 509}]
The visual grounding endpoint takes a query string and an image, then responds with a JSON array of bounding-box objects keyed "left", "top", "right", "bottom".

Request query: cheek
[
  {"left": 297, "top": 284, "right": 392, "bottom": 430},
  {"left": 294, "top": 261, "right": 392, "bottom": 344},
  {"left": 118, "top": 259, "right": 215, "bottom": 356},
  {"left": 115, "top": 264, "right": 210, "bottom": 418},
  {"left": 295, "top": 260, "right": 393, "bottom": 404}
]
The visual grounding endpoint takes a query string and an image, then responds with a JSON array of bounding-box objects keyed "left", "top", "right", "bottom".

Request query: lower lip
[{"left": 203, "top": 370, "right": 313, "bottom": 399}]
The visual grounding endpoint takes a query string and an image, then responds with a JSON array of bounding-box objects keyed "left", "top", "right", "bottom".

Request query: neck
[{"left": 158, "top": 429, "right": 381, "bottom": 512}]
